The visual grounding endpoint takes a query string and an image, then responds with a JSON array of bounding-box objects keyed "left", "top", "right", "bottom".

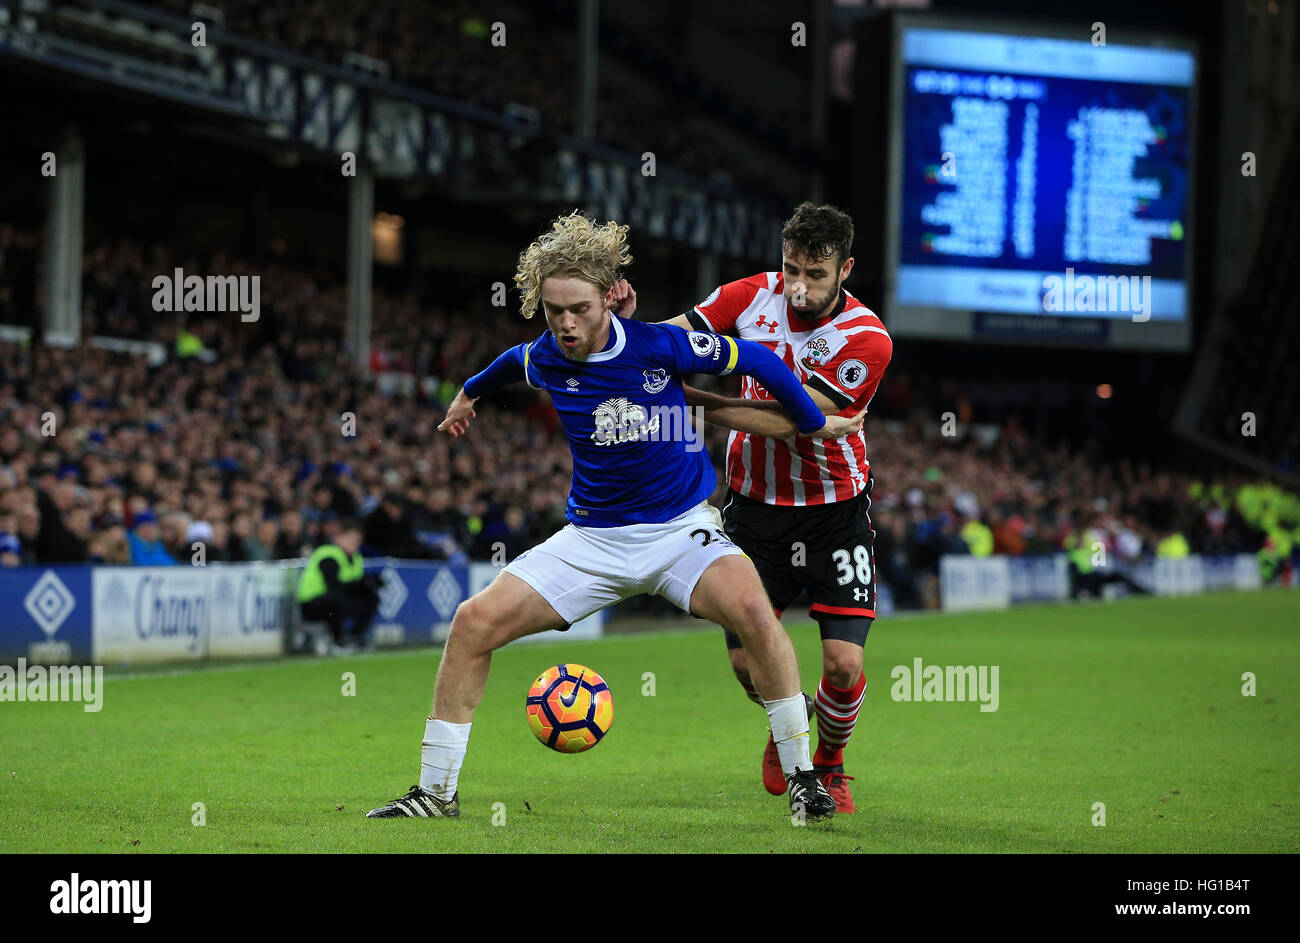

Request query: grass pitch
[{"left": 2, "top": 591, "right": 1296, "bottom": 853}]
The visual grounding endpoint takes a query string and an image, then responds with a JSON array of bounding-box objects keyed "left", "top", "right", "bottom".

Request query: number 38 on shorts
[{"left": 831, "top": 544, "right": 874, "bottom": 587}]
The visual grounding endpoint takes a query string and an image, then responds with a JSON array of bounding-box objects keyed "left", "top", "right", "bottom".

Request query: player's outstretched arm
[
  {"left": 683, "top": 383, "right": 783, "bottom": 412},
  {"left": 700, "top": 400, "right": 866, "bottom": 440},
  {"left": 437, "top": 387, "right": 478, "bottom": 437},
  {"left": 668, "top": 328, "right": 824, "bottom": 432},
  {"left": 439, "top": 342, "right": 531, "bottom": 437},
  {"left": 682, "top": 384, "right": 862, "bottom": 441},
  {"left": 723, "top": 335, "right": 830, "bottom": 435},
  {"left": 663, "top": 325, "right": 854, "bottom": 438}
]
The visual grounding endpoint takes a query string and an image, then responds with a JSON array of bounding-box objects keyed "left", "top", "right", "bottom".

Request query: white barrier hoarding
[
  {"left": 945, "top": 553, "right": 1263, "bottom": 610},
  {"left": 208, "top": 566, "right": 292, "bottom": 658},
  {"left": 1008, "top": 554, "right": 1070, "bottom": 602},
  {"left": 93, "top": 565, "right": 293, "bottom": 663},
  {"left": 1233, "top": 554, "right": 1263, "bottom": 591},
  {"left": 940, "top": 556, "right": 1012, "bottom": 611},
  {"left": 93, "top": 567, "right": 210, "bottom": 663},
  {"left": 1152, "top": 556, "right": 1206, "bottom": 596}
]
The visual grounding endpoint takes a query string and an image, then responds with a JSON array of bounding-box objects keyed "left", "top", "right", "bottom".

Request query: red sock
[{"left": 813, "top": 672, "right": 866, "bottom": 768}]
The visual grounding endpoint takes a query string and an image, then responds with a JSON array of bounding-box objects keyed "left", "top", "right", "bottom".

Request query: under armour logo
[
  {"left": 853, "top": 588, "right": 870, "bottom": 602},
  {"left": 755, "top": 315, "right": 779, "bottom": 334}
]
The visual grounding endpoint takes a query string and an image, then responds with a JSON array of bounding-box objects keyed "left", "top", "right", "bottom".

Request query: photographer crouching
[{"left": 296, "top": 519, "right": 384, "bottom": 653}]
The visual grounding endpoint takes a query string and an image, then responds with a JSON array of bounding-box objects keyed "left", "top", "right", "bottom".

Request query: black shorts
[{"left": 720, "top": 479, "right": 877, "bottom": 649}]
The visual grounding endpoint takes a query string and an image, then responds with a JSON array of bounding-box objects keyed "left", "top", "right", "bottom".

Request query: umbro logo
[{"left": 565, "top": 378, "right": 580, "bottom": 390}]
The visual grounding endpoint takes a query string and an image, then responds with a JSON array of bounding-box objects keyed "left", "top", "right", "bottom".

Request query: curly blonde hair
[{"left": 514, "top": 211, "right": 632, "bottom": 319}]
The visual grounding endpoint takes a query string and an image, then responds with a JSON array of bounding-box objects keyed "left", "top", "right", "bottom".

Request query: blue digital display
[{"left": 892, "top": 27, "right": 1196, "bottom": 330}]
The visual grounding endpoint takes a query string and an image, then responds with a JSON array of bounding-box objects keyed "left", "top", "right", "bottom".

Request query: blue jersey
[{"left": 463, "top": 316, "right": 825, "bottom": 527}]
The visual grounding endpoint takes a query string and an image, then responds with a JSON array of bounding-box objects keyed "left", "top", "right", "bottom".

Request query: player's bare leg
[
  {"left": 811, "top": 636, "right": 867, "bottom": 813},
  {"left": 732, "top": 632, "right": 866, "bottom": 810},
  {"left": 432, "top": 572, "right": 568, "bottom": 723},
  {"left": 727, "top": 645, "right": 812, "bottom": 796},
  {"left": 691, "top": 556, "right": 800, "bottom": 698},
  {"left": 690, "top": 555, "right": 835, "bottom": 818},
  {"left": 367, "top": 572, "right": 566, "bottom": 819}
]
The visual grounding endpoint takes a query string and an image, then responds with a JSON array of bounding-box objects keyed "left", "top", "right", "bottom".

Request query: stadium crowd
[{"left": 2, "top": 223, "right": 1297, "bottom": 601}]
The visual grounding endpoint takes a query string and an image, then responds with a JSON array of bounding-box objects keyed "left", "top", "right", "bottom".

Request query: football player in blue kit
[{"left": 367, "top": 212, "right": 864, "bottom": 823}]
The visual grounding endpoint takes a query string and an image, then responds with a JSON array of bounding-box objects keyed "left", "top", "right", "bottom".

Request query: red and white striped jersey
[{"left": 687, "top": 271, "right": 892, "bottom": 507}]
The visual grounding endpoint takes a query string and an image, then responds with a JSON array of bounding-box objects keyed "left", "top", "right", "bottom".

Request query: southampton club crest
[
  {"left": 800, "top": 337, "right": 832, "bottom": 370},
  {"left": 642, "top": 368, "right": 669, "bottom": 394},
  {"left": 590, "top": 397, "right": 661, "bottom": 446}
]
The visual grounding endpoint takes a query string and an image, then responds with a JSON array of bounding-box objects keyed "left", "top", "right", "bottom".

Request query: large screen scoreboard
[{"left": 885, "top": 17, "right": 1198, "bottom": 350}]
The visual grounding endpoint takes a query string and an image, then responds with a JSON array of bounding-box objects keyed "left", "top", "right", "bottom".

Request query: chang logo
[
  {"left": 238, "top": 575, "right": 283, "bottom": 635},
  {"left": 590, "top": 397, "right": 661, "bottom": 446},
  {"left": 135, "top": 575, "right": 205, "bottom": 652}
]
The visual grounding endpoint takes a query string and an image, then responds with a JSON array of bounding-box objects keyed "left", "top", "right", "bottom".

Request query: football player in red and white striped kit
[{"left": 617, "top": 202, "right": 891, "bottom": 812}]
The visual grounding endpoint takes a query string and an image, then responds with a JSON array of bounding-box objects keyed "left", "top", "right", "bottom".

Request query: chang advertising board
[
  {"left": 93, "top": 567, "right": 210, "bottom": 663},
  {"left": 208, "top": 565, "right": 292, "bottom": 657}
]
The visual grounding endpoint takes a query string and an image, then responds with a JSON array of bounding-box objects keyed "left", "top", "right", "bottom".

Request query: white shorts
[{"left": 503, "top": 502, "right": 744, "bottom": 624}]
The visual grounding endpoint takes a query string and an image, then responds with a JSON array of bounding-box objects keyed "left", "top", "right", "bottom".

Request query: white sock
[
  {"left": 420, "top": 717, "right": 471, "bottom": 800},
  {"left": 764, "top": 693, "right": 812, "bottom": 777}
]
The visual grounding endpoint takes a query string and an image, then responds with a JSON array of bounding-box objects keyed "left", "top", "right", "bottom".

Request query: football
[{"left": 525, "top": 664, "right": 614, "bottom": 753}]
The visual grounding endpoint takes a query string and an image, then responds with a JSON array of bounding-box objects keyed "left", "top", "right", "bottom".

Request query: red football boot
[
  {"left": 815, "top": 765, "right": 856, "bottom": 814},
  {"left": 761, "top": 734, "right": 786, "bottom": 795}
]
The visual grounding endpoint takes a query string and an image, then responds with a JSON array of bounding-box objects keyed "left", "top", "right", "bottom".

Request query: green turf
[{"left": 2, "top": 590, "right": 1297, "bottom": 853}]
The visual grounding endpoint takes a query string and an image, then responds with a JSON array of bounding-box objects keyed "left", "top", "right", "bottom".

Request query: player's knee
[
  {"left": 727, "top": 592, "right": 778, "bottom": 639},
  {"left": 451, "top": 597, "right": 477, "bottom": 629},
  {"left": 821, "top": 653, "right": 862, "bottom": 690},
  {"left": 449, "top": 597, "right": 497, "bottom": 653}
]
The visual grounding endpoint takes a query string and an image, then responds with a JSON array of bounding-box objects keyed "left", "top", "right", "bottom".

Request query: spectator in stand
[
  {"left": 256, "top": 518, "right": 280, "bottom": 556},
  {"left": 161, "top": 511, "right": 193, "bottom": 562},
  {"left": 228, "top": 511, "right": 270, "bottom": 561},
  {"left": 273, "top": 509, "right": 311, "bottom": 560},
  {"left": 15, "top": 505, "right": 40, "bottom": 564},
  {"left": 88, "top": 518, "right": 130, "bottom": 564},
  {"left": 35, "top": 479, "right": 89, "bottom": 563},
  {"left": 1, "top": 506, "right": 24, "bottom": 565},
  {"left": 127, "top": 510, "right": 175, "bottom": 565},
  {"left": 872, "top": 515, "right": 918, "bottom": 610},
  {"left": 364, "top": 490, "right": 433, "bottom": 558},
  {"left": 1, "top": 531, "right": 22, "bottom": 567}
]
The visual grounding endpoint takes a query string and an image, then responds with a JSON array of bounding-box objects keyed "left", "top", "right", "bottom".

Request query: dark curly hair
[{"left": 781, "top": 202, "right": 855, "bottom": 268}]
